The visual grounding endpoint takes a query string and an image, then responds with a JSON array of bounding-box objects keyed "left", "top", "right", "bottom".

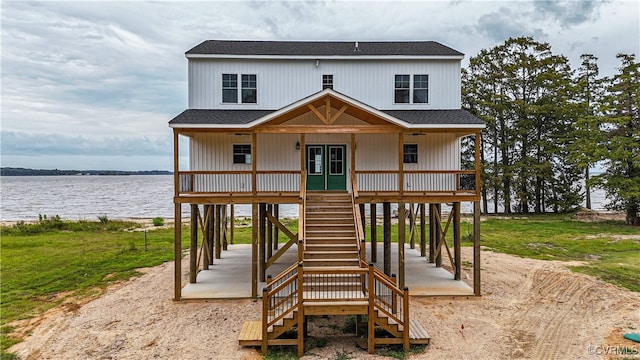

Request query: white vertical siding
[
  {"left": 188, "top": 133, "right": 460, "bottom": 192},
  {"left": 188, "top": 59, "right": 461, "bottom": 110}
]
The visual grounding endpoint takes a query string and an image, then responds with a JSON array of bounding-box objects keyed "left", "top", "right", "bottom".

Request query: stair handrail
[
  {"left": 350, "top": 172, "right": 365, "bottom": 263},
  {"left": 299, "top": 170, "right": 307, "bottom": 258},
  {"left": 262, "top": 262, "right": 302, "bottom": 353},
  {"left": 367, "top": 263, "right": 410, "bottom": 350}
]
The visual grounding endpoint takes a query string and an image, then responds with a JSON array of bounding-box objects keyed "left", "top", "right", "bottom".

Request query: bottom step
[{"left": 238, "top": 320, "right": 262, "bottom": 346}]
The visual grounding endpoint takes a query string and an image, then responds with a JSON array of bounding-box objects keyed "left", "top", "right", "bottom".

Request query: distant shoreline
[{"left": 0, "top": 167, "right": 172, "bottom": 176}]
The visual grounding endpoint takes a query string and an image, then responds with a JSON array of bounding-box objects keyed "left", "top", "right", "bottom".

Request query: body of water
[{"left": 0, "top": 175, "right": 609, "bottom": 222}]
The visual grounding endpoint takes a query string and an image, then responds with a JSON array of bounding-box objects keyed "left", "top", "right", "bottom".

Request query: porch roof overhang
[{"left": 169, "top": 89, "right": 485, "bottom": 133}]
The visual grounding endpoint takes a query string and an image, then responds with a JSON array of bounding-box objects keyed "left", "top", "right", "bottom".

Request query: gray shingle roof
[
  {"left": 186, "top": 40, "right": 463, "bottom": 57},
  {"left": 381, "top": 110, "right": 485, "bottom": 125},
  {"left": 169, "top": 109, "right": 273, "bottom": 125},
  {"left": 169, "top": 109, "right": 483, "bottom": 127}
]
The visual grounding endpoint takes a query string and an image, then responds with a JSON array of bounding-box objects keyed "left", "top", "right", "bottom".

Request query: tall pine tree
[{"left": 595, "top": 54, "right": 640, "bottom": 224}]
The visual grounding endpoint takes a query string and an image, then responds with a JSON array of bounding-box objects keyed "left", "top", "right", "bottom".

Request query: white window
[
  {"left": 222, "top": 74, "right": 237, "bottom": 103},
  {"left": 403, "top": 144, "right": 418, "bottom": 163},
  {"left": 222, "top": 74, "right": 257, "bottom": 103},
  {"left": 394, "top": 74, "right": 429, "bottom": 104},
  {"left": 322, "top": 74, "right": 333, "bottom": 89}
]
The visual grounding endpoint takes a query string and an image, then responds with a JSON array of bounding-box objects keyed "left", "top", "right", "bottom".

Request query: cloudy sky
[{"left": 1, "top": 0, "right": 638, "bottom": 171}]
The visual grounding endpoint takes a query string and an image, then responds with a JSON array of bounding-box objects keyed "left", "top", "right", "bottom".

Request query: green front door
[{"left": 305, "top": 145, "right": 346, "bottom": 191}]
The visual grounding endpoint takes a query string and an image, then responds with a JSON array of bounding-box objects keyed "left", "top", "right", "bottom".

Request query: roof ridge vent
[{"left": 354, "top": 41, "right": 360, "bottom": 52}]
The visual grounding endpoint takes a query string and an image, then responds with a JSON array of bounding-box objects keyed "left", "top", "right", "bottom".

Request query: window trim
[
  {"left": 403, "top": 144, "right": 418, "bottom": 164},
  {"left": 394, "top": 74, "right": 429, "bottom": 104},
  {"left": 232, "top": 144, "right": 252, "bottom": 165},
  {"left": 222, "top": 73, "right": 257, "bottom": 104},
  {"left": 241, "top": 74, "right": 257, "bottom": 104},
  {"left": 222, "top": 74, "right": 238, "bottom": 104},
  {"left": 322, "top": 74, "right": 334, "bottom": 90}
]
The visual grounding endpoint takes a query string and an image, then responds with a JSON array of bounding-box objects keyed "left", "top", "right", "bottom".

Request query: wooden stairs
[{"left": 239, "top": 191, "right": 430, "bottom": 356}]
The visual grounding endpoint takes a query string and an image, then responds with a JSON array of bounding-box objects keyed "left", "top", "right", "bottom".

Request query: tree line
[{"left": 462, "top": 36, "right": 639, "bottom": 224}]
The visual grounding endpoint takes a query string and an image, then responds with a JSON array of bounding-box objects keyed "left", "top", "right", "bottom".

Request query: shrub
[
  {"left": 97, "top": 215, "right": 109, "bottom": 224},
  {"left": 152, "top": 217, "right": 164, "bottom": 226}
]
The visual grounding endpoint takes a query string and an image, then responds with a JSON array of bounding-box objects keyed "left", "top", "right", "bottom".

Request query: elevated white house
[{"left": 169, "top": 40, "right": 484, "bottom": 355}]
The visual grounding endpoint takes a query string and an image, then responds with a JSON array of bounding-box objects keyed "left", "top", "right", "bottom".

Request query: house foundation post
[
  {"left": 202, "top": 205, "right": 211, "bottom": 270},
  {"left": 215, "top": 204, "right": 222, "bottom": 259},
  {"left": 252, "top": 203, "right": 258, "bottom": 299},
  {"left": 428, "top": 203, "right": 435, "bottom": 263},
  {"left": 420, "top": 203, "right": 426, "bottom": 257},
  {"left": 208, "top": 205, "right": 215, "bottom": 264},
  {"left": 383, "top": 202, "right": 391, "bottom": 276},
  {"left": 398, "top": 202, "right": 406, "bottom": 289},
  {"left": 230, "top": 204, "right": 235, "bottom": 245},
  {"left": 453, "top": 202, "right": 461, "bottom": 280},
  {"left": 267, "top": 204, "right": 273, "bottom": 259},
  {"left": 189, "top": 204, "right": 198, "bottom": 283},
  {"left": 474, "top": 200, "right": 481, "bottom": 295},
  {"left": 174, "top": 203, "right": 182, "bottom": 301},
  {"left": 370, "top": 203, "right": 377, "bottom": 263},
  {"left": 273, "top": 204, "right": 279, "bottom": 250},
  {"left": 259, "top": 203, "right": 267, "bottom": 282}
]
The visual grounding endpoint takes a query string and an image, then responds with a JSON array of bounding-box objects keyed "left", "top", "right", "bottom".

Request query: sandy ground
[{"left": 9, "top": 247, "right": 640, "bottom": 360}]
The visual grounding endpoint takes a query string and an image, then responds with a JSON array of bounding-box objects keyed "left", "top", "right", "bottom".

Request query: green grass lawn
[
  {"left": 0, "top": 219, "right": 189, "bottom": 358},
  {"left": 1, "top": 214, "right": 638, "bottom": 359}
]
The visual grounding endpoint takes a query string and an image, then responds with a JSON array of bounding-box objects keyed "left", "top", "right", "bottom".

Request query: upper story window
[
  {"left": 222, "top": 74, "right": 257, "bottom": 104},
  {"left": 222, "top": 74, "right": 238, "bottom": 103},
  {"left": 394, "top": 75, "right": 410, "bottom": 103},
  {"left": 241, "top": 74, "right": 257, "bottom": 103},
  {"left": 322, "top": 74, "right": 333, "bottom": 89},
  {"left": 233, "top": 144, "right": 252, "bottom": 164},
  {"left": 403, "top": 144, "right": 418, "bottom": 163},
  {"left": 395, "top": 74, "right": 429, "bottom": 104},
  {"left": 413, "top": 75, "right": 429, "bottom": 103}
]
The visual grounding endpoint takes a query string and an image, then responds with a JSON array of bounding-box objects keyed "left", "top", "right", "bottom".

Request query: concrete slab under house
[{"left": 168, "top": 39, "right": 485, "bottom": 356}]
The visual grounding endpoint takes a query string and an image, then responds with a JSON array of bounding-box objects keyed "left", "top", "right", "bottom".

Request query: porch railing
[
  {"left": 356, "top": 170, "right": 476, "bottom": 193},
  {"left": 177, "top": 170, "right": 301, "bottom": 194}
]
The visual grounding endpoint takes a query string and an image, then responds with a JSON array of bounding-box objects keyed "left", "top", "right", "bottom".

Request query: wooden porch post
[
  {"left": 267, "top": 204, "right": 273, "bottom": 259},
  {"left": 359, "top": 204, "right": 366, "bottom": 239},
  {"left": 420, "top": 203, "right": 426, "bottom": 257},
  {"left": 398, "top": 133, "right": 404, "bottom": 195},
  {"left": 370, "top": 203, "right": 377, "bottom": 263},
  {"left": 453, "top": 202, "right": 461, "bottom": 280},
  {"left": 209, "top": 205, "right": 215, "bottom": 262},
  {"left": 273, "top": 204, "right": 279, "bottom": 250},
  {"left": 230, "top": 204, "right": 235, "bottom": 245},
  {"left": 215, "top": 204, "right": 222, "bottom": 259},
  {"left": 252, "top": 203, "right": 258, "bottom": 299},
  {"left": 428, "top": 203, "right": 435, "bottom": 263},
  {"left": 259, "top": 203, "right": 267, "bottom": 282},
  {"left": 398, "top": 202, "right": 406, "bottom": 289},
  {"left": 435, "top": 203, "right": 442, "bottom": 268},
  {"left": 189, "top": 204, "right": 198, "bottom": 283},
  {"left": 252, "top": 133, "right": 257, "bottom": 196},
  {"left": 174, "top": 203, "right": 182, "bottom": 301},
  {"left": 474, "top": 200, "right": 481, "bottom": 295},
  {"left": 383, "top": 202, "right": 391, "bottom": 276}
]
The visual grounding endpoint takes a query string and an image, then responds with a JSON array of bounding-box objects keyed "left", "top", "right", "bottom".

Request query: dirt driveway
[{"left": 10, "top": 249, "right": 640, "bottom": 359}]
